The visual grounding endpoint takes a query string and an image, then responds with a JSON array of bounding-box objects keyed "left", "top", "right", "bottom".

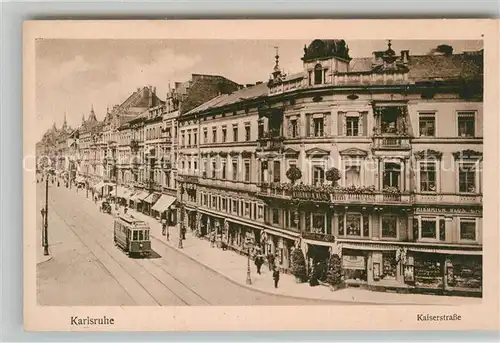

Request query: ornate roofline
[
  {"left": 414, "top": 149, "right": 443, "bottom": 160},
  {"left": 452, "top": 149, "right": 483, "bottom": 160}
]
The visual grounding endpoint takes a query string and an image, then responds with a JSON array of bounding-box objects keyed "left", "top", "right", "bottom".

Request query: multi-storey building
[
  {"left": 178, "top": 39, "right": 483, "bottom": 295},
  {"left": 78, "top": 106, "right": 103, "bottom": 185}
]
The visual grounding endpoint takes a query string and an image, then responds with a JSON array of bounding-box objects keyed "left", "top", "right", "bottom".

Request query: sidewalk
[{"left": 126, "top": 208, "right": 481, "bottom": 305}]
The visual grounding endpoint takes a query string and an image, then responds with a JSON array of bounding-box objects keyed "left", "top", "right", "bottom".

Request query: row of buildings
[{"left": 36, "top": 39, "right": 484, "bottom": 295}]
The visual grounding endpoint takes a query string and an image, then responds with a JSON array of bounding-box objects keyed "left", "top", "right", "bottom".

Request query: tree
[
  {"left": 326, "top": 254, "right": 343, "bottom": 286},
  {"left": 290, "top": 247, "right": 308, "bottom": 282},
  {"left": 286, "top": 166, "right": 302, "bottom": 184},
  {"left": 325, "top": 167, "right": 341, "bottom": 186}
]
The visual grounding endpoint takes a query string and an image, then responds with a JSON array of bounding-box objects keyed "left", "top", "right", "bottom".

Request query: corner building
[{"left": 178, "top": 40, "right": 483, "bottom": 295}]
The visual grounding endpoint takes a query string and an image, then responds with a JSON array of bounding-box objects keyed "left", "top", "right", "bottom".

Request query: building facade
[{"left": 178, "top": 40, "right": 483, "bottom": 295}]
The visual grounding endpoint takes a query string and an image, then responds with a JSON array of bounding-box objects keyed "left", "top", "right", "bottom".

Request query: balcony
[
  {"left": 301, "top": 231, "right": 336, "bottom": 243},
  {"left": 257, "top": 183, "right": 412, "bottom": 205},
  {"left": 372, "top": 135, "right": 411, "bottom": 150},
  {"left": 199, "top": 178, "right": 258, "bottom": 192},
  {"left": 257, "top": 132, "right": 285, "bottom": 151},
  {"left": 414, "top": 193, "right": 482, "bottom": 205}
]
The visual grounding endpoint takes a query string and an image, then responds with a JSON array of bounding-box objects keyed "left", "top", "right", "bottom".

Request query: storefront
[
  {"left": 342, "top": 249, "right": 368, "bottom": 283},
  {"left": 151, "top": 194, "right": 176, "bottom": 224},
  {"left": 446, "top": 255, "right": 482, "bottom": 291},
  {"left": 413, "top": 252, "right": 444, "bottom": 289}
]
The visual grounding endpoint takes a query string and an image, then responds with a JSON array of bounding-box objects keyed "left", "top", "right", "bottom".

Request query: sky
[{"left": 35, "top": 39, "right": 483, "bottom": 141}]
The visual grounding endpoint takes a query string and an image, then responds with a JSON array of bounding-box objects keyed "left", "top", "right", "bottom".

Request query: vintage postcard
[{"left": 23, "top": 19, "right": 499, "bottom": 331}]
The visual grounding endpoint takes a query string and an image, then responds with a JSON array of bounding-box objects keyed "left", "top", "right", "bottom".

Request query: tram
[{"left": 113, "top": 215, "right": 151, "bottom": 258}]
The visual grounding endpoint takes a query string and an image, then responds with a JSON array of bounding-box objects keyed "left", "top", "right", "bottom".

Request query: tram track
[{"left": 41, "top": 185, "right": 212, "bottom": 306}]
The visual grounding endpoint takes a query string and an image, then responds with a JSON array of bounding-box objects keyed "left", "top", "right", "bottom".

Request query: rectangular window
[
  {"left": 457, "top": 111, "right": 475, "bottom": 137},
  {"left": 211, "top": 161, "right": 216, "bottom": 178},
  {"left": 232, "top": 160, "right": 238, "bottom": 181},
  {"left": 232, "top": 200, "right": 238, "bottom": 214},
  {"left": 233, "top": 125, "right": 238, "bottom": 142},
  {"left": 222, "top": 198, "right": 227, "bottom": 211},
  {"left": 245, "top": 123, "right": 251, "bottom": 141},
  {"left": 290, "top": 119, "right": 298, "bottom": 138},
  {"left": 273, "top": 161, "right": 281, "bottom": 183},
  {"left": 346, "top": 214, "right": 361, "bottom": 236},
  {"left": 345, "top": 165, "right": 361, "bottom": 186},
  {"left": 181, "top": 132, "right": 185, "bottom": 147},
  {"left": 381, "top": 216, "right": 397, "bottom": 238},
  {"left": 193, "top": 130, "right": 197, "bottom": 145},
  {"left": 346, "top": 117, "right": 359, "bottom": 136},
  {"left": 212, "top": 127, "right": 217, "bottom": 143},
  {"left": 244, "top": 161, "right": 250, "bottom": 182},
  {"left": 460, "top": 219, "right": 476, "bottom": 241},
  {"left": 245, "top": 202, "right": 250, "bottom": 217},
  {"left": 222, "top": 126, "right": 227, "bottom": 142},
  {"left": 203, "top": 128, "right": 208, "bottom": 143},
  {"left": 187, "top": 131, "right": 192, "bottom": 146},
  {"left": 459, "top": 163, "right": 476, "bottom": 193},
  {"left": 258, "top": 122, "right": 264, "bottom": 138},
  {"left": 258, "top": 206, "right": 264, "bottom": 220},
  {"left": 383, "top": 163, "right": 401, "bottom": 189},
  {"left": 420, "top": 162, "right": 437, "bottom": 192},
  {"left": 194, "top": 161, "right": 198, "bottom": 171},
  {"left": 272, "top": 209, "right": 279, "bottom": 224},
  {"left": 421, "top": 218, "right": 437, "bottom": 239},
  {"left": 312, "top": 214, "right": 325, "bottom": 234},
  {"left": 221, "top": 161, "right": 226, "bottom": 179},
  {"left": 419, "top": 113, "right": 436, "bottom": 137},
  {"left": 313, "top": 166, "right": 325, "bottom": 186},
  {"left": 313, "top": 118, "right": 324, "bottom": 137},
  {"left": 133, "top": 230, "right": 138, "bottom": 241}
]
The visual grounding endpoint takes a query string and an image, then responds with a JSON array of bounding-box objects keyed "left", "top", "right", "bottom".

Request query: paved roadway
[{"left": 36, "top": 181, "right": 347, "bottom": 306}]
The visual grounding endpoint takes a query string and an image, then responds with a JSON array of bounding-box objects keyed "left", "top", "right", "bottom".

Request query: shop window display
[
  {"left": 448, "top": 256, "right": 482, "bottom": 289},
  {"left": 342, "top": 251, "right": 367, "bottom": 282},
  {"left": 414, "top": 254, "right": 444, "bottom": 288},
  {"left": 381, "top": 252, "right": 397, "bottom": 280}
]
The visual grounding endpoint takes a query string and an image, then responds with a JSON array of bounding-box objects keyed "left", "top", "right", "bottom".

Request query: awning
[
  {"left": 151, "top": 194, "right": 176, "bottom": 212},
  {"left": 130, "top": 191, "right": 150, "bottom": 202},
  {"left": 115, "top": 187, "right": 132, "bottom": 199},
  {"left": 143, "top": 192, "right": 161, "bottom": 204}
]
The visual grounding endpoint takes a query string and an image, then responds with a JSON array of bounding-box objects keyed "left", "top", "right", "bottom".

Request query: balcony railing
[
  {"left": 414, "top": 193, "right": 482, "bottom": 205},
  {"left": 372, "top": 135, "right": 411, "bottom": 150},
  {"left": 199, "top": 178, "right": 258, "bottom": 192},
  {"left": 302, "top": 231, "right": 336, "bottom": 243},
  {"left": 257, "top": 134, "right": 285, "bottom": 151},
  {"left": 257, "top": 183, "right": 412, "bottom": 204}
]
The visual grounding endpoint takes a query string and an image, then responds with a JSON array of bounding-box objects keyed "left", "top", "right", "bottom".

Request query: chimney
[{"left": 401, "top": 50, "right": 410, "bottom": 65}]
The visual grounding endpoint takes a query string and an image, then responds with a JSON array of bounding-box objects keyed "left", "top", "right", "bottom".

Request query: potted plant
[
  {"left": 290, "top": 247, "right": 308, "bottom": 283},
  {"left": 325, "top": 167, "right": 341, "bottom": 186},
  {"left": 326, "top": 254, "right": 344, "bottom": 291},
  {"left": 286, "top": 166, "right": 302, "bottom": 184}
]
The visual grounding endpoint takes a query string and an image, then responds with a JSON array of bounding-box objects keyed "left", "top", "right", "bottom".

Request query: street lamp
[
  {"left": 178, "top": 205, "right": 184, "bottom": 249},
  {"left": 42, "top": 177, "right": 49, "bottom": 256},
  {"left": 245, "top": 237, "right": 253, "bottom": 285}
]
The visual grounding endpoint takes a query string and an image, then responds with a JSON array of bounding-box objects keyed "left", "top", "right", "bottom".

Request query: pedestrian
[
  {"left": 181, "top": 226, "right": 186, "bottom": 240},
  {"left": 162, "top": 221, "right": 167, "bottom": 236},
  {"left": 255, "top": 255, "right": 263, "bottom": 275},
  {"left": 273, "top": 267, "right": 280, "bottom": 288},
  {"left": 267, "top": 252, "right": 275, "bottom": 271},
  {"left": 210, "top": 231, "right": 216, "bottom": 248}
]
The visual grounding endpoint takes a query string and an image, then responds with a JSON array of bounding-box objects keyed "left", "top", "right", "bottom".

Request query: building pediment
[
  {"left": 452, "top": 149, "right": 483, "bottom": 160},
  {"left": 414, "top": 149, "right": 443, "bottom": 159},
  {"left": 284, "top": 148, "right": 300, "bottom": 157},
  {"left": 305, "top": 147, "right": 330, "bottom": 157},
  {"left": 339, "top": 148, "right": 368, "bottom": 157}
]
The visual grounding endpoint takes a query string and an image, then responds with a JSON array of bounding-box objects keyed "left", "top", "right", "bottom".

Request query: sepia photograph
[{"left": 23, "top": 20, "right": 499, "bottom": 331}]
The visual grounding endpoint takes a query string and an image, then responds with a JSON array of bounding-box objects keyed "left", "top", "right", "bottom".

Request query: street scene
[{"left": 35, "top": 38, "right": 483, "bottom": 306}]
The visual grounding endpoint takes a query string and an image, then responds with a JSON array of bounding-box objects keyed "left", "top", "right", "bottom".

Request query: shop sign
[
  {"left": 342, "top": 255, "right": 365, "bottom": 270},
  {"left": 414, "top": 207, "right": 481, "bottom": 215}
]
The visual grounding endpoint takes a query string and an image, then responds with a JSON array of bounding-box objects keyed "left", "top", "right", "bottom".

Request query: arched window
[{"left": 314, "top": 63, "right": 323, "bottom": 85}]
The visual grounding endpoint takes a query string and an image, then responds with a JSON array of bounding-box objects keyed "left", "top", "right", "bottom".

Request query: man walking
[
  {"left": 255, "top": 255, "right": 263, "bottom": 275},
  {"left": 267, "top": 252, "right": 275, "bottom": 271},
  {"left": 272, "top": 267, "right": 280, "bottom": 288}
]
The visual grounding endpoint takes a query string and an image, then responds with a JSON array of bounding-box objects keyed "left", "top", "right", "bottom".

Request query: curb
[
  {"left": 149, "top": 234, "right": 429, "bottom": 305},
  {"left": 133, "top": 211, "right": 470, "bottom": 306}
]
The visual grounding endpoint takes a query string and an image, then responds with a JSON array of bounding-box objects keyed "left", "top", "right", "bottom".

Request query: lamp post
[
  {"left": 40, "top": 208, "right": 45, "bottom": 247},
  {"left": 245, "top": 237, "right": 252, "bottom": 285},
  {"left": 43, "top": 176, "right": 49, "bottom": 256},
  {"left": 178, "top": 203, "right": 184, "bottom": 249}
]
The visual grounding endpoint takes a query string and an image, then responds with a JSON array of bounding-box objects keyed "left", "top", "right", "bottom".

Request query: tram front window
[
  {"left": 139, "top": 230, "right": 144, "bottom": 241},
  {"left": 145, "top": 230, "right": 150, "bottom": 240},
  {"left": 133, "top": 230, "right": 138, "bottom": 241}
]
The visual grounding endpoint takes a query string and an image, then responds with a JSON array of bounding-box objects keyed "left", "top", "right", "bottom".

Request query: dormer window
[{"left": 314, "top": 64, "right": 323, "bottom": 85}]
